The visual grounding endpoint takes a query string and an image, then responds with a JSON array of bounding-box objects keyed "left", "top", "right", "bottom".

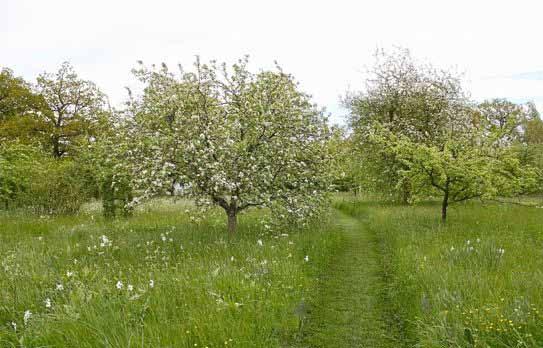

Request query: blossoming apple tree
[{"left": 125, "top": 57, "right": 334, "bottom": 233}]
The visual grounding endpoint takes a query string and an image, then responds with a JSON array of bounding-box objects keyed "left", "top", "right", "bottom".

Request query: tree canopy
[{"left": 121, "top": 57, "right": 334, "bottom": 232}]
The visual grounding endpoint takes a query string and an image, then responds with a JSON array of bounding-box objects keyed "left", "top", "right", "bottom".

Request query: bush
[
  {"left": 0, "top": 142, "right": 94, "bottom": 214},
  {"left": 22, "top": 160, "right": 90, "bottom": 214}
]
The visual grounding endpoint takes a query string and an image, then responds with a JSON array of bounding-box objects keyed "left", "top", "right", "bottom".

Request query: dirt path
[{"left": 298, "top": 210, "right": 397, "bottom": 347}]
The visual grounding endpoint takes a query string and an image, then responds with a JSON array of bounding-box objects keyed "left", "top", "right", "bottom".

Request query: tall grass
[
  {"left": 0, "top": 201, "right": 340, "bottom": 347},
  {"left": 336, "top": 197, "right": 543, "bottom": 347}
]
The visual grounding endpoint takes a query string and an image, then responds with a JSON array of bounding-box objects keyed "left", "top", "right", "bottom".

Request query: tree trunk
[
  {"left": 401, "top": 182, "right": 410, "bottom": 205},
  {"left": 441, "top": 181, "right": 450, "bottom": 223},
  {"left": 52, "top": 136, "right": 61, "bottom": 158},
  {"left": 441, "top": 194, "right": 448, "bottom": 223},
  {"left": 227, "top": 210, "right": 237, "bottom": 235}
]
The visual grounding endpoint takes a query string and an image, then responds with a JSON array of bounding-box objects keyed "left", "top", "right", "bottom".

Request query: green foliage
[
  {"left": 21, "top": 159, "right": 91, "bottom": 215},
  {"left": 101, "top": 172, "right": 134, "bottom": 218},
  {"left": 370, "top": 123, "right": 539, "bottom": 221},
  {"left": 0, "top": 68, "right": 44, "bottom": 121},
  {"left": 0, "top": 68, "right": 49, "bottom": 146},
  {"left": 0, "top": 142, "right": 93, "bottom": 214},
  {"left": 345, "top": 48, "right": 468, "bottom": 201},
  {"left": 0, "top": 142, "right": 37, "bottom": 209}
]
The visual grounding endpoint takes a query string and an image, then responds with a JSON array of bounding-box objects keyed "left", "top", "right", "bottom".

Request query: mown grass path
[{"left": 298, "top": 210, "right": 397, "bottom": 347}]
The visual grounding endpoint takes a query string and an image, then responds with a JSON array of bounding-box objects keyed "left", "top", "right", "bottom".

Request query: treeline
[
  {"left": 0, "top": 58, "right": 333, "bottom": 232},
  {"left": 1, "top": 49, "right": 542, "bottom": 226}
]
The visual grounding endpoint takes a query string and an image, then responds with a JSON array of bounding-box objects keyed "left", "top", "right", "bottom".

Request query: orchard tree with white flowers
[{"left": 126, "top": 57, "right": 334, "bottom": 233}]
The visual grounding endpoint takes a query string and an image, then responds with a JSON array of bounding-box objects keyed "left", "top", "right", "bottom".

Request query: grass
[
  {"left": 3, "top": 196, "right": 543, "bottom": 347},
  {"left": 0, "top": 200, "right": 341, "bottom": 347},
  {"left": 335, "top": 197, "right": 543, "bottom": 347},
  {"left": 297, "top": 211, "right": 396, "bottom": 347}
]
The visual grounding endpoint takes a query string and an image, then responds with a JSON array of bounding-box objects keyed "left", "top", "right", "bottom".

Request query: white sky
[{"left": 3, "top": 0, "right": 543, "bottom": 125}]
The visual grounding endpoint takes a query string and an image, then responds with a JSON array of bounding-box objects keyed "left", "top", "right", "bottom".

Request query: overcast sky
[{"left": 3, "top": 0, "right": 543, "bottom": 124}]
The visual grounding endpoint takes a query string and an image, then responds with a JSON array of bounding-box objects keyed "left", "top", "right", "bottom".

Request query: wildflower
[
  {"left": 497, "top": 248, "right": 505, "bottom": 256},
  {"left": 23, "top": 310, "right": 32, "bottom": 326},
  {"left": 466, "top": 240, "right": 471, "bottom": 245},
  {"left": 56, "top": 283, "right": 64, "bottom": 291},
  {"left": 38, "top": 236, "right": 43, "bottom": 241},
  {"left": 257, "top": 239, "right": 263, "bottom": 246},
  {"left": 230, "top": 256, "right": 234, "bottom": 262},
  {"left": 149, "top": 279, "right": 155, "bottom": 288},
  {"left": 127, "top": 284, "right": 134, "bottom": 292},
  {"left": 44, "top": 298, "right": 51, "bottom": 308},
  {"left": 66, "top": 271, "right": 74, "bottom": 278},
  {"left": 304, "top": 255, "right": 309, "bottom": 262},
  {"left": 99, "top": 235, "right": 111, "bottom": 247},
  {"left": 476, "top": 238, "right": 481, "bottom": 243},
  {"left": 11, "top": 321, "right": 16, "bottom": 331},
  {"left": 450, "top": 246, "right": 455, "bottom": 252},
  {"left": 116, "top": 280, "right": 123, "bottom": 290},
  {"left": 161, "top": 234, "right": 167, "bottom": 242}
]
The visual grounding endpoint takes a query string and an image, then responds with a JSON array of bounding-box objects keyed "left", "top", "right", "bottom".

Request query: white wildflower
[
  {"left": 116, "top": 280, "right": 123, "bottom": 290},
  {"left": 23, "top": 310, "right": 32, "bottom": 326},
  {"left": 44, "top": 298, "right": 51, "bottom": 308},
  {"left": 304, "top": 255, "right": 309, "bottom": 262},
  {"left": 149, "top": 279, "right": 155, "bottom": 288},
  {"left": 257, "top": 239, "right": 263, "bottom": 246},
  {"left": 99, "top": 235, "right": 112, "bottom": 247},
  {"left": 127, "top": 284, "right": 134, "bottom": 292},
  {"left": 11, "top": 321, "right": 16, "bottom": 331},
  {"left": 66, "top": 271, "right": 74, "bottom": 278},
  {"left": 56, "top": 283, "right": 64, "bottom": 291}
]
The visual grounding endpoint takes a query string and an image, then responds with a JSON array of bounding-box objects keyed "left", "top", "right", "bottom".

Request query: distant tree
[
  {"left": 345, "top": 48, "right": 467, "bottom": 201},
  {"left": 327, "top": 128, "right": 361, "bottom": 193},
  {"left": 519, "top": 103, "right": 543, "bottom": 191},
  {"left": 0, "top": 68, "right": 48, "bottom": 145},
  {"left": 126, "top": 57, "right": 334, "bottom": 233},
  {"left": 36, "top": 62, "right": 107, "bottom": 157},
  {"left": 371, "top": 106, "right": 539, "bottom": 222},
  {"left": 475, "top": 99, "right": 525, "bottom": 147},
  {"left": 523, "top": 102, "right": 543, "bottom": 145}
]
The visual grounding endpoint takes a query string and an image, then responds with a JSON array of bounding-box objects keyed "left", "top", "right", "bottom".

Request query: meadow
[
  {"left": 335, "top": 197, "right": 543, "bottom": 347},
  {"left": 2, "top": 197, "right": 543, "bottom": 347},
  {"left": 0, "top": 200, "right": 341, "bottom": 347}
]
